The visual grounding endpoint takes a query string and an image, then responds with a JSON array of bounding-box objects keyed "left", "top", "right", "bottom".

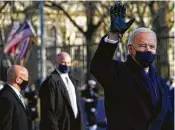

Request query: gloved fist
[{"left": 110, "top": 2, "right": 135, "bottom": 34}]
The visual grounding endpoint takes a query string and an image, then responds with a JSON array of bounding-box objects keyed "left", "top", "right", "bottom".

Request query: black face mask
[
  {"left": 132, "top": 45, "right": 156, "bottom": 68},
  {"left": 19, "top": 79, "right": 29, "bottom": 90},
  {"left": 58, "top": 64, "right": 71, "bottom": 73},
  {"left": 135, "top": 51, "right": 156, "bottom": 68}
]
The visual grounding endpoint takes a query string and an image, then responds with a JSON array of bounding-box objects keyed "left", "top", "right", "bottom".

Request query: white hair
[
  {"left": 127, "top": 27, "right": 157, "bottom": 45},
  {"left": 88, "top": 80, "right": 96, "bottom": 85}
]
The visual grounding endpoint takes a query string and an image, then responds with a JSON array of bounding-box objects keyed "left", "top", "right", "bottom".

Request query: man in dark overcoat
[
  {"left": 0, "top": 65, "right": 32, "bottom": 130},
  {"left": 39, "top": 52, "right": 84, "bottom": 130},
  {"left": 90, "top": 2, "right": 173, "bottom": 130}
]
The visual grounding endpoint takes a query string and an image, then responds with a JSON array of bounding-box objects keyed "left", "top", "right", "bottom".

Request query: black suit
[
  {"left": 39, "top": 70, "right": 84, "bottom": 130},
  {"left": 90, "top": 36, "right": 173, "bottom": 130},
  {"left": 0, "top": 84, "right": 31, "bottom": 130}
]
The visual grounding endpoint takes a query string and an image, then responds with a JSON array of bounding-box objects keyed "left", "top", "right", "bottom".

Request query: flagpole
[{"left": 40, "top": 1, "right": 46, "bottom": 84}]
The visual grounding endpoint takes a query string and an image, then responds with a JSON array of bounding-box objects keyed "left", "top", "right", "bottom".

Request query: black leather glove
[{"left": 110, "top": 2, "right": 135, "bottom": 34}]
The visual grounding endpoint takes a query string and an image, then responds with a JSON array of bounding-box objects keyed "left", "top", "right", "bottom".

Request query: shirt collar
[
  {"left": 56, "top": 69, "right": 68, "bottom": 78},
  {"left": 8, "top": 83, "right": 21, "bottom": 98}
]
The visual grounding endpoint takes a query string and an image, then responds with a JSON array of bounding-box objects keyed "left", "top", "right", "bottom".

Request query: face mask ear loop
[
  {"left": 129, "top": 44, "right": 137, "bottom": 57},
  {"left": 129, "top": 45, "right": 142, "bottom": 66}
]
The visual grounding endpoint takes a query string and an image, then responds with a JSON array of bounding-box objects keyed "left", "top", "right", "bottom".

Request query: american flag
[
  {"left": 3, "top": 20, "right": 36, "bottom": 54},
  {"left": 5, "top": 24, "right": 21, "bottom": 55},
  {"left": 14, "top": 37, "right": 30, "bottom": 63}
]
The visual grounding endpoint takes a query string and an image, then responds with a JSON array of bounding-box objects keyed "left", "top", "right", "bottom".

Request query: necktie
[
  {"left": 65, "top": 76, "right": 78, "bottom": 118},
  {"left": 19, "top": 93, "right": 26, "bottom": 108}
]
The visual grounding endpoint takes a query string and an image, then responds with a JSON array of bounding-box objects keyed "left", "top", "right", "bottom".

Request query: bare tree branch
[
  {"left": 0, "top": 1, "right": 9, "bottom": 12},
  {"left": 45, "top": 1, "right": 85, "bottom": 35},
  {"left": 168, "top": 2, "right": 174, "bottom": 12},
  {"left": 93, "top": 2, "right": 110, "bottom": 29},
  {"left": 142, "top": 3, "right": 148, "bottom": 18},
  {"left": 126, "top": 2, "right": 141, "bottom": 25},
  {"left": 136, "top": 2, "right": 145, "bottom": 26},
  {"left": 95, "top": 10, "right": 109, "bottom": 29},
  {"left": 169, "top": 23, "right": 174, "bottom": 30},
  {"left": 127, "top": 15, "right": 140, "bottom": 25},
  {"left": 148, "top": 1, "right": 156, "bottom": 16},
  {"left": 23, "top": 2, "right": 40, "bottom": 14}
]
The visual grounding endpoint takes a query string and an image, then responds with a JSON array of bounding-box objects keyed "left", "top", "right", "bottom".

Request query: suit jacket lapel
[
  {"left": 125, "top": 58, "right": 152, "bottom": 105},
  {"left": 5, "top": 85, "right": 30, "bottom": 115},
  {"left": 52, "top": 70, "right": 81, "bottom": 118},
  {"left": 150, "top": 76, "right": 168, "bottom": 120},
  {"left": 52, "top": 70, "right": 72, "bottom": 109},
  {"left": 148, "top": 78, "right": 170, "bottom": 129}
]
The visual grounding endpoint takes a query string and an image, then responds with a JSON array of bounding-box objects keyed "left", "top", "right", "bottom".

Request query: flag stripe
[
  {"left": 6, "top": 24, "right": 20, "bottom": 43},
  {"left": 3, "top": 20, "right": 35, "bottom": 54},
  {"left": 19, "top": 37, "right": 30, "bottom": 59}
]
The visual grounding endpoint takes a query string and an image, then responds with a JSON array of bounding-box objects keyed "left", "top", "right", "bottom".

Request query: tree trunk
[{"left": 152, "top": 2, "right": 169, "bottom": 79}]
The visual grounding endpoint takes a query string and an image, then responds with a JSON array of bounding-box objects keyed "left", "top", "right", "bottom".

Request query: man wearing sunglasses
[
  {"left": 0, "top": 65, "right": 31, "bottom": 130},
  {"left": 90, "top": 2, "right": 173, "bottom": 130}
]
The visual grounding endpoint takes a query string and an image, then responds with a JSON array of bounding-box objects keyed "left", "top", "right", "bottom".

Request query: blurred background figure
[
  {"left": 166, "top": 76, "right": 175, "bottom": 113},
  {"left": 0, "top": 80, "right": 4, "bottom": 90},
  {"left": 166, "top": 76, "right": 175, "bottom": 90},
  {"left": 25, "top": 84, "right": 39, "bottom": 130},
  {"left": 81, "top": 80, "right": 98, "bottom": 130}
]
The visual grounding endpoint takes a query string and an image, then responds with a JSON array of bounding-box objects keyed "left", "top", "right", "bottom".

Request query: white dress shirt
[
  {"left": 104, "top": 36, "right": 119, "bottom": 44},
  {"left": 56, "top": 69, "right": 78, "bottom": 118}
]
